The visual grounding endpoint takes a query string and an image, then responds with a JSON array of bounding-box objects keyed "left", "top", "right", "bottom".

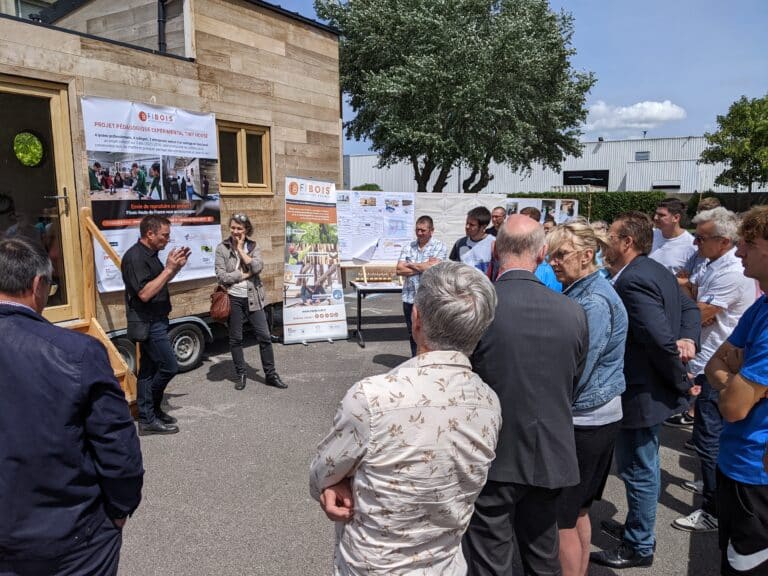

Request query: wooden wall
[
  {"left": 55, "top": 0, "right": 186, "bottom": 56},
  {"left": 0, "top": 7, "right": 340, "bottom": 330}
]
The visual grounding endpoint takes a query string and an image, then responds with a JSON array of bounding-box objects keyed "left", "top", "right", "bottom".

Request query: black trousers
[
  {"left": 0, "top": 515, "right": 122, "bottom": 576},
  {"left": 463, "top": 481, "right": 562, "bottom": 576},
  {"left": 228, "top": 295, "right": 276, "bottom": 378},
  {"left": 717, "top": 468, "right": 768, "bottom": 576}
]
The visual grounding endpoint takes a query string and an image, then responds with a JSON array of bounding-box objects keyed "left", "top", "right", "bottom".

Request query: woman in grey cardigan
[{"left": 215, "top": 214, "right": 286, "bottom": 391}]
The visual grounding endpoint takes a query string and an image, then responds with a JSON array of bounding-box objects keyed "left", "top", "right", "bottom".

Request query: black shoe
[
  {"left": 590, "top": 543, "right": 653, "bottom": 569},
  {"left": 600, "top": 519, "right": 625, "bottom": 542},
  {"left": 235, "top": 374, "right": 246, "bottom": 391},
  {"left": 154, "top": 409, "right": 177, "bottom": 424},
  {"left": 266, "top": 374, "right": 287, "bottom": 389},
  {"left": 139, "top": 421, "right": 179, "bottom": 436}
]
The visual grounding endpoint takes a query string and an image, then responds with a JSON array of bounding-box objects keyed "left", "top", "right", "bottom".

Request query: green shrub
[
  {"left": 508, "top": 191, "right": 667, "bottom": 222},
  {"left": 352, "top": 183, "right": 383, "bottom": 191}
]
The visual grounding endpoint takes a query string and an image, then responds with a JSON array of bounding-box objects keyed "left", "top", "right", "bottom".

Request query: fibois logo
[
  {"left": 288, "top": 180, "right": 332, "bottom": 197},
  {"left": 137, "top": 110, "right": 175, "bottom": 124}
]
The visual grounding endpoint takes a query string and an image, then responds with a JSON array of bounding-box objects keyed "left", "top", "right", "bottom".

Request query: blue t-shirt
[
  {"left": 535, "top": 261, "right": 562, "bottom": 293},
  {"left": 718, "top": 295, "right": 768, "bottom": 485}
]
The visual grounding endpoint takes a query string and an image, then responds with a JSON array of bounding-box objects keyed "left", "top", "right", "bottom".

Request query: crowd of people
[
  {"left": 1, "top": 198, "right": 766, "bottom": 576},
  {"left": 312, "top": 199, "right": 768, "bottom": 576}
]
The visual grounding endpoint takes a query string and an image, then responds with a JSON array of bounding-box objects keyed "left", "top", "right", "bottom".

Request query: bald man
[{"left": 465, "top": 215, "right": 589, "bottom": 576}]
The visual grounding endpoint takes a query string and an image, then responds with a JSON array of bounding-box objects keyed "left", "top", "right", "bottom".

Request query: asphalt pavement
[{"left": 119, "top": 292, "right": 720, "bottom": 576}]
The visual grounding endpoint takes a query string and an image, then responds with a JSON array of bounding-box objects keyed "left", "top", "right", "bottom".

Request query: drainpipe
[{"left": 157, "top": 0, "right": 167, "bottom": 53}]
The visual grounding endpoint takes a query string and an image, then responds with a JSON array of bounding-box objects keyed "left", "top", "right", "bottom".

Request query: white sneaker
[
  {"left": 673, "top": 509, "right": 718, "bottom": 532},
  {"left": 681, "top": 480, "right": 704, "bottom": 494}
]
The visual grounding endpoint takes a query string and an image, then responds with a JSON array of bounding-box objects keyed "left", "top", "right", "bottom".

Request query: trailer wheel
[
  {"left": 169, "top": 323, "right": 205, "bottom": 372},
  {"left": 113, "top": 337, "right": 137, "bottom": 375}
]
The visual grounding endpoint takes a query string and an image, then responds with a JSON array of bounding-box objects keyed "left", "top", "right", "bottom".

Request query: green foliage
[
  {"left": 511, "top": 191, "right": 667, "bottom": 223},
  {"left": 699, "top": 94, "right": 768, "bottom": 194},
  {"left": 286, "top": 222, "right": 338, "bottom": 244},
  {"left": 13, "top": 132, "right": 44, "bottom": 167},
  {"left": 351, "top": 183, "right": 383, "bottom": 191},
  {"left": 316, "top": 0, "right": 595, "bottom": 193}
]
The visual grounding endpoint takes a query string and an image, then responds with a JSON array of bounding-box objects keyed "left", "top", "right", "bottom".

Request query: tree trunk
[
  {"left": 411, "top": 155, "right": 434, "bottom": 192},
  {"left": 431, "top": 164, "right": 453, "bottom": 192},
  {"left": 462, "top": 156, "right": 494, "bottom": 193},
  {"left": 462, "top": 166, "right": 479, "bottom": 193}
]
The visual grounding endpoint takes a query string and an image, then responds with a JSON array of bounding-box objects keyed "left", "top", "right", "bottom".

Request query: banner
[
  {"left": 82, "top": 97, "right": 221, "bottom": 292},
  {"left": 337, "top": 191, "right": 415, "bottom": 262},
  {"left": 283, "top": 177, "right": 348, "bottom": 344}
]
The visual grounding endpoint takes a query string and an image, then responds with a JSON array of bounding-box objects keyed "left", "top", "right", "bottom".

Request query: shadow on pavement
[{"left": 372, "top": 353, "right": 409, "bottom": 368}]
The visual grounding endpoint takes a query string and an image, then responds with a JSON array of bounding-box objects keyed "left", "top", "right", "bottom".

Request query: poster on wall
[
  {"left": 283, "top": 177, "right": 348, "bottom": 344},
  {"left": 336, "top": 191, "right": 415, "bottom": 262},
  {"left": 81, "top": 97, "right": 221, "bottom": 292}
]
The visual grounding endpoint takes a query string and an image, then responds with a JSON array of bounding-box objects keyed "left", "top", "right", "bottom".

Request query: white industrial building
[{"left": 344, "top": 136, "right": 767, "bottom": 194}]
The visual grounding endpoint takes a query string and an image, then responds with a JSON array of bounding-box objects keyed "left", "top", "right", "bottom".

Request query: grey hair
[
  {"left": 495, "top": 220, "right": 545, "bottom": 264},
  {"left": 0, "top": 237, "right": 53, "bottom": 295},
  {"left": 414, "top": 262, "right": 497, "bottom": 356},
  {"left": 692, "top": 207, "right": 740, "bottom": 243}
]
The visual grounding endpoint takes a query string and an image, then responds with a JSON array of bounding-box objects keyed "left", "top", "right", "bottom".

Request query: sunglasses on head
[{"left": 233, "top": 214, "right": 249, "bottom": 223}]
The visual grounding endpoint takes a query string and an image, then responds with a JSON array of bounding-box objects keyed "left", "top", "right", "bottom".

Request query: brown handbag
[{"left": 210, "top": 286, "right": 231, "bottom": 323}]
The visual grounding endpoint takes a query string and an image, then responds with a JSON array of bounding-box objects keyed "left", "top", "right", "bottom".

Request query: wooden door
[{"left": 0, "top": 77, "right": 81, "bottom": 322}]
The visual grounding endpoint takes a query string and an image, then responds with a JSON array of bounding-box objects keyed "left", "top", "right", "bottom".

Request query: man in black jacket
[
  {"left": 591, "top": 211, "right": 700, "bottom": 569},
  {"left": 464, "top": 214, "right": 589, "bottom": 576},
  {"left": 0, "top": 238, "right": 143, "bottom": 575}
]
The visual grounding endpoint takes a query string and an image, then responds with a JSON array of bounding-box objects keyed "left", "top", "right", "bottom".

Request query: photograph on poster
[
  {"left": 558, "top": 200, "right": 576, "bottom": 222},
  {"left": 87, "top": 152, "right": 161, "bottom": 201},
  {"left": 506, "top": 201, "right": 519, "bottom": 215},
  {"left": 284, "top": 260, "right": 342, "bottom": 308},
  {"left": 541, "top": 199, "right": 557, "bottom": 221}
]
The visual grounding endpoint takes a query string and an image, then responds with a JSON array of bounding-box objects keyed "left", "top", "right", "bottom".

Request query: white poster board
[
  {"left": 337, "top": 191, "right": 415, "bottom": 263},
  {"left": 283, "top": 177, "right": 348, "bottom": 344},
  {"left": 81, "top": 97, "right": 221, "bottom": 293},
  {"left": 414, "top": 194, "right": 578, "bottom": 250}
]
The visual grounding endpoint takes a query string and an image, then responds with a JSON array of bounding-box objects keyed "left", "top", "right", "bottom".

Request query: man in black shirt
[{"left": 122, "top": 215, "right": 190, "bottom": 436}]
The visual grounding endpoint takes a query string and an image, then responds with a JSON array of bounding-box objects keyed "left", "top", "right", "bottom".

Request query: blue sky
[{"left": 276, "top": 0, "right": 768, "bottom": 155}]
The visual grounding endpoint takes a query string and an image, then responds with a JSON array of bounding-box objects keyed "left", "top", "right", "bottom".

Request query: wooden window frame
[{"left": 217, "top": 121, "right": 272, "bottom": 196}]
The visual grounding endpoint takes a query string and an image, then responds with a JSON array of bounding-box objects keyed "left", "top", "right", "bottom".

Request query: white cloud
[{"left": 584, "top": 100, "right": 687, "bottom": 132}]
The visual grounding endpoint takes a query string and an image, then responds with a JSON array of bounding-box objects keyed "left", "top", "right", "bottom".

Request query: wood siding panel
[
  {"left": 0, "top": 7, "right": 340, "bottom": 327},
  {"left": 55, "top": 0, "right": 187, "bottom": 57}
]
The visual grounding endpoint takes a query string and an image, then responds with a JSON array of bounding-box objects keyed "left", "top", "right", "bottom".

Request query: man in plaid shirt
[{"left": 396, "top": 215, "right": 447, "bottom": 356}]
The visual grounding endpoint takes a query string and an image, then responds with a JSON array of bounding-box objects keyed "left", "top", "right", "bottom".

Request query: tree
[
  {"left": 315, "top": 0, "right": 594, "bottom": 192},
  {"left": 699, "top": 94, "right": 768, "bottom": 199}
]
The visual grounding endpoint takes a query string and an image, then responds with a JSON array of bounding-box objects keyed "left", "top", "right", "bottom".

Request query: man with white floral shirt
[
  {"left": 396, "top": 215, "right": 447, "bottom": 356},
  {"left": 310, "top": 262, "right": 501, "bottom": 575}
]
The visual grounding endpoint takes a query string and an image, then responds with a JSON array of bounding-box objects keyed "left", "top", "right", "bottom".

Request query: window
[
  {"left": 217, "top": 122, "right": 271, "bottom": 195},
  {"left": 635, "top": 151, "right": 650, "bottom": 161}
]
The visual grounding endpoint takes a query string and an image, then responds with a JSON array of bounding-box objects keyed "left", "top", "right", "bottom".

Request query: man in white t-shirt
[
  {"left": 650, "top": 198, "right": 696, "bottom": 274},
  {"left": 672, "top": 207, "right": 757, "bottom": 533}
]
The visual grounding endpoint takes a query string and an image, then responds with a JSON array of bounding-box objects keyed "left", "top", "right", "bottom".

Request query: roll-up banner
[
  {"left": 283, "top": 177, "right": 348, "bottom": 344},
  {"left": 81, "top": 97, "right": 221, "bottom": 292}
]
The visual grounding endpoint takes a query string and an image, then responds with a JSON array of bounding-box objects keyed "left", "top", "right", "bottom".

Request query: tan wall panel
[
  {"left": 196, "top": 14, "right": 286, "bottom": 56},
  {"left": 0, "top": 13, "right": 340, "bottom": 326},
  {"left": 196, "top": 31, "right": 338, "bottom": 91}
]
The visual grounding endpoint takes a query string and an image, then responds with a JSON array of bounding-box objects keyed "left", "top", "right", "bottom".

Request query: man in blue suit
[
  {"left": 0, "top": 237, "right": 144, "bottom": 575},
  {"left": 591, "top": 211, "right": 700, "bottom": 569}
]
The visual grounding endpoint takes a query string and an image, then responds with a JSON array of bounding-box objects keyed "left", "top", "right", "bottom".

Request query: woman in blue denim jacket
[{"left": 547, "top": 220, "right": 629, "bottom": 576}]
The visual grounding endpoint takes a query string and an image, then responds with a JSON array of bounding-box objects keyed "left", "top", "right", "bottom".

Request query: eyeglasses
[
  {"left": 693, "top": 234, "right": 723, "bottom": 243},
  {"left": 549, "top": 249, "right": 580, "bottom": 262},
  {"left": 232, "top": 214, "right": 249, "bottom": 223}
]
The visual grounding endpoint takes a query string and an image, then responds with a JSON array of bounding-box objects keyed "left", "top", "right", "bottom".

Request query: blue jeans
[
  {"left": 693, "top": 374, "right": 722, "bottom": 516},
  {"left": 137, "top": 319, "right": 178, "bottom": 424},
  {"left": 615, "top": 424, "right": 661, "bottom": 556},
  {"left": 402, "top": 302, "right": 416, "bottom": 357}
]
